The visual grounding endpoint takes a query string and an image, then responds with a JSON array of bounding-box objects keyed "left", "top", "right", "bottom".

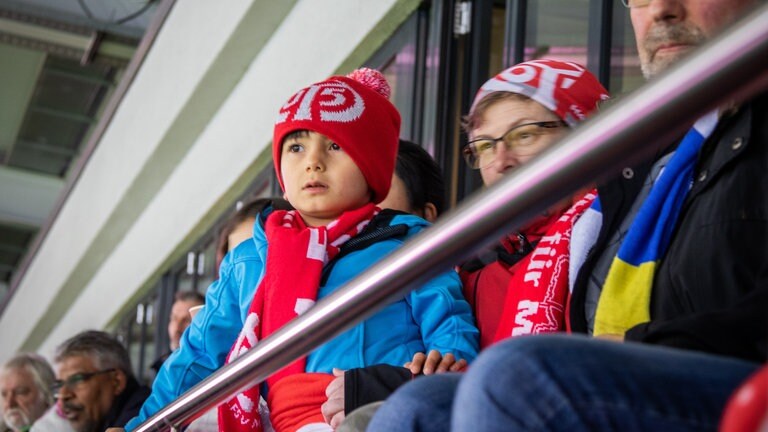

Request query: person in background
[
  {"left": 166, "top": 291, "right": 205, "bottom": 353},
  {"left": 214, "top": 198, "right": 293, "bottom": 274},
  {"left": 149, "top": 290, "right": 205, "bottom": 376},
  {"left": 0, "top": 353, "right": 72, "bottom": 432},
  {"left": 54, "top": 331, "right": 149, "bottom": 432},
  {"left": 378, "top": 139, "right": 445, "bottom": 223},
  {"left": 370, "top": 0, "right": 767, "bottom": 431}
]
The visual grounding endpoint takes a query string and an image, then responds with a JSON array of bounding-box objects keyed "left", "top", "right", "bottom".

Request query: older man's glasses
[
  {"left": 51, "top": 369, "right": 115, "bottom": 396},
  {"left": 462, "top": 121, "right": 567, "bottom": 169},
  {"left": 621, "top": 0, "right": 651, "bottom": 8}
]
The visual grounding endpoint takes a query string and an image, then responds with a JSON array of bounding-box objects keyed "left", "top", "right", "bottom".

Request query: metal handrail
[{"left": 135, "top": 4, "right": 768, "bottom": 431}]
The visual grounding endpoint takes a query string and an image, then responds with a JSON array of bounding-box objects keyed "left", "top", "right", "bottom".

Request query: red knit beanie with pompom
[{"left": 273, "top": 68, "right": 401, "bottom": 203}]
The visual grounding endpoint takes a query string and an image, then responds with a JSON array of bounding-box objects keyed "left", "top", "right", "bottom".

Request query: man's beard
[
  {"left": 2, "top": 407, "right": 31, "bottom": 432},
  {"left": 640, "top": 22, "right": 706, "bottom": 78}
]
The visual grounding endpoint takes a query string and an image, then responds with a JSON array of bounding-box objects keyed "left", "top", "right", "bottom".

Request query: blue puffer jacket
[{"left": 125, "top": 210, "right": 479, "bottom": 430}]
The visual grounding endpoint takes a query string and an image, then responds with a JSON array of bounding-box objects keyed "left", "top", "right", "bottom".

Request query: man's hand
[
  {"left": 105, "top": 429, "right": 125, "bottom": 432},
  {"left": 404, "top": 350, "right": 467, "bottom": 375},
  {"left": 321, "top": 368, "right": 346, "bottom": 429}
]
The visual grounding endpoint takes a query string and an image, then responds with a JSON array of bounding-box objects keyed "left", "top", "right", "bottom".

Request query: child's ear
[{"left": 423, "top": 203, "right": 438, "bottom": 223}]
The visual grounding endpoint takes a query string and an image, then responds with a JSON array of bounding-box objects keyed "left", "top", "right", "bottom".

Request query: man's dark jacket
[
  {"left": 100, "top": 376, "right": 151, "bottom": 430},
  {"left": 569, "top": 92, "right": 768, "bottom": 363}
]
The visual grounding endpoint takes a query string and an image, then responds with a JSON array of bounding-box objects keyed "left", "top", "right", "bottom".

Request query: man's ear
[
  {"left": 112, "top": 369, "right": 128, "bottom": 396},
  {"left": 423, "top": 203, "right": 438, "bottom": 223}
]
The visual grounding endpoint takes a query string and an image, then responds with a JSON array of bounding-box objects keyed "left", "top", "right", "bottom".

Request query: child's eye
[
  {"left": 329, "top": 142, "right": 341, "bottom": 151},
  {"left": 287, "top": 143, "right": 303, "bottom": 153}
]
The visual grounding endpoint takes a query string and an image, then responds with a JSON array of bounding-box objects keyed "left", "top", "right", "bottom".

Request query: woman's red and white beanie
[
  {"left": 471, "top": 59, "right": 609, "bottom": 126},
  {"left": 273, "top": 68, "right": 401, "bottom": 203}
]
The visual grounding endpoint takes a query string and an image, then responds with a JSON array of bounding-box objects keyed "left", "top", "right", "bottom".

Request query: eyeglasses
[
  {"left": 621, "top": 0, "right": 651, "bottom": 8},
  {"left": 462, "top": 121, "right": 568, "bottom": 169},
  {"left": 51, "top": 369, "right": 115, "bottom": 396}
]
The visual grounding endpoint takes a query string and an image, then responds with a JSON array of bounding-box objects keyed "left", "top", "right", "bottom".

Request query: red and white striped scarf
[
  {"left": 218, "top": 203, "right": 379, "bottom": 432},
  {"left": 493, "top": 191, "right": 595, "bottom": 342}
]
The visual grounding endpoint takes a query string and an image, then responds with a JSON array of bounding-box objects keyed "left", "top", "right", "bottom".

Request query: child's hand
[
  {"left": 404, "top": 350, "right": 467, "bottom": 375},
  {"left": 321, "top": 368, "right": 346, "bottom": 429}
]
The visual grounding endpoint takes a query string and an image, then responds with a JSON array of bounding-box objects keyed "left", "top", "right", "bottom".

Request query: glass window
[
  {"left": 138, "top": 297, "right": 158, "bottom": 383},
  {"left": 488, "top": 2, "right": 507, "bottom": 80},
  {"left": 610, "top": 5, "right": 644, "bottom": 95},
  {"left": 114, "top": 290, "right": 161, "bottom": 385},
  {"left": 525, "top": 0, "right": 590, "bottom": 65},
  {"left": 174, "top": 261, "right": 195, "bottom": 293}
]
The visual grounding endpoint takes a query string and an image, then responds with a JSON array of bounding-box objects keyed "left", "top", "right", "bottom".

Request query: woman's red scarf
[
  {"left": 218, "top": 204, "right": 379, "bottom": 432},
  {"left": 493, "top": 191, "right": 596, "bottom": 342}
]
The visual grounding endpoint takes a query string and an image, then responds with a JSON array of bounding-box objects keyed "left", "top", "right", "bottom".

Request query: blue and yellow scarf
[{"left": 594, "top": 111, "right": 719, "bottom": 336}]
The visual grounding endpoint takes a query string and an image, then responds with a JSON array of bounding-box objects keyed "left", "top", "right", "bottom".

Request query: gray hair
[
  {"left": 54, "top": 330, "right": 134, "bottom": 378},
  {"left": 2, "top": 353, "right": 56, "bottom": 406}
]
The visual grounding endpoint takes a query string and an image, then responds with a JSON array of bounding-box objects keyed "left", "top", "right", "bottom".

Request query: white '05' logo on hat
[{"left": 276, "top": 80, "right": 365, "bottom": 124}]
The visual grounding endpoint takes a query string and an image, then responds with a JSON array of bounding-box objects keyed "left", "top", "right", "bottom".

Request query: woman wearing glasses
[{"left": 458, "top": 59, "right": 608, "bottom": 350}]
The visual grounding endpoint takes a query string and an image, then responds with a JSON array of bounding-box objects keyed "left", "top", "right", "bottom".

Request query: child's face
[{"left": 281, "top": 131, "right": 370, "bottom": 226}]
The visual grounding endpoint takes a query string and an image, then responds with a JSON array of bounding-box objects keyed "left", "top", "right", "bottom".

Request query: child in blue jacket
[{"left": 124, "top": 69, "right": 478, "bottom": 432}]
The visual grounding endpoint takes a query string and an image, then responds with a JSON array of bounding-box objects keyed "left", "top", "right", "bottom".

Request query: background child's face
[{"left": 281, "top": 131, "right": 370, "bottom": 226}]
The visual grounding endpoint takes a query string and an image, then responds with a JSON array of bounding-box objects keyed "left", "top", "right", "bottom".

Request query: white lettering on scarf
[
  {"left": 228, "top": 313, "right": 260, "bottom": 362},
  {"left": 228, "top": 402, "right": 260, "bottom": 426},
  {"left": 512, "top": 300, "right": 539, "bottom": 336},
  {"left": 237, "top": 394, "right": 256, "bottom": 413},
  {"left": 295, "top": 298, "right": 315, "bottom": 316},
  {"left": 523, "top": 232, "right": 563, "bottom": 287},
  {"left": 307, "top": 228, "right": 327, "bottom": 262},
  {"left": 515, "top": 232, "right": 566, "bottom": 335}
]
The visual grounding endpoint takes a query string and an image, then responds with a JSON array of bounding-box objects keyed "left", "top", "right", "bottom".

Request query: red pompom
[{"left": 346, "top": 68, "right": 391, "bottom": 99}]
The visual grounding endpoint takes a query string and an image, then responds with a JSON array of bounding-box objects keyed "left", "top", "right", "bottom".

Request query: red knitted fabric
[
  {"left": 493, "top": 192, "right": 596, "bottom": 342},
  {"left": 267, "top": 374, "right": 336, "bottom": 432},
  {"left": 471, "top": 59, "right": 609, "bottom": 126},
  {"left": 273, "top": 69, "right": 401, "bottom": 203}
]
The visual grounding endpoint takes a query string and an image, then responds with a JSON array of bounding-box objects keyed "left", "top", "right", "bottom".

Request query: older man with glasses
[{"left": 53, "top": 331, "right": 149, "bottom": 432}]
